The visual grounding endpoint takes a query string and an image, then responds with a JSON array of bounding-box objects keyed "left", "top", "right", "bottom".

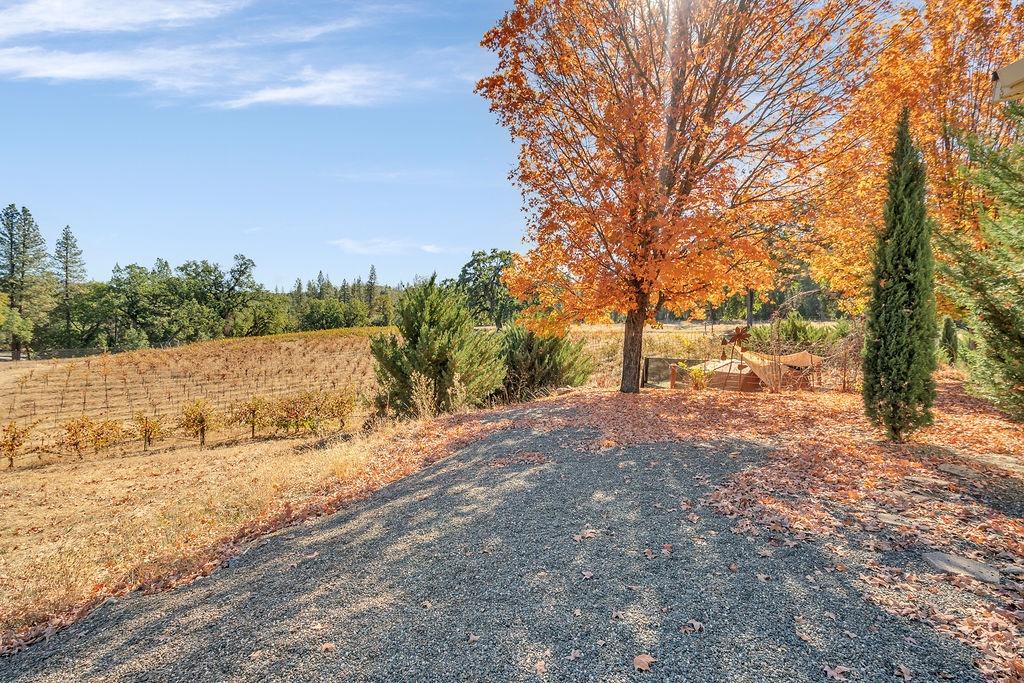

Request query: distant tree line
[{"left": 0, "top": 205, "right": 403, "bottom": 357}]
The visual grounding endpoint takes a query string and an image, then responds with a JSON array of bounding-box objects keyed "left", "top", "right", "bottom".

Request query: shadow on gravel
[
  {"left": 1, "top": 423, "right": 984, "bottom": 683},
  {"left": 906, "top": 443, "right": 1024, "bottom": 520}
]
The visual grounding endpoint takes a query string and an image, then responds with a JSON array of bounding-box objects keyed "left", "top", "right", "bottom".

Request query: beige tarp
[{"left": 738, "top": 350, "right": 824, "bottom": 391}]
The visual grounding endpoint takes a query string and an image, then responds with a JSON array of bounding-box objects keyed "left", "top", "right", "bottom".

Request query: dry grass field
[
  {"left": 0, "top": 328, "right": 384, "bottom": 460},
  {"left": 576, "top": 322, "right": 725, "bottom": 387},
  {"left": 0, "top": 322, "right": 829, "bottom": 652},
  {"left": 0, "top": 323, "right": 725, "bottom": 466}
]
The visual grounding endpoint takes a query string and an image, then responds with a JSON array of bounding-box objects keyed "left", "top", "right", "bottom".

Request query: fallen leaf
[
  {"left": 568, "top": 649, "right": 582, "bottom": 661},
  {"left": 823, "top": 664, "right": 851, "bottom": 680},
  {"left": 421, "top": 600, "right": 432, "bottom": 609},
  {"left": 320, "top": 642, "right": 336, "bottom": 652},
  {"left": 680, "top": 619, "right": 704, "bottom": 634},
  {"left": 633, "top": 654, "right": 657, "bottom": 671},
  {"left": 756, "top": 573, "right": 771, "bottom": 582},
  {"left": 535, "top": 660, "right": 547, "bottom": 674},
  {"left": 596, "top": 639, "right": 606, "bottom": 647},
  {"left": 582, "top": 570, "right": 594, "bottom": 580},
  {"left": 468, "top": 633, "right": 480, "bottom": 644},
  {"left": 729, "top": 563, "right": 739, "bottom": 573},
  {"left": 612, "top": 609, "right": 626, "bottom": 620},
  {"left": 644, "top": 548, "right": 655, "bottom": 559},
  {"left": 895, "top": 664, "right": 912, "bottom": 681},
  {"left": 662, "top": 543, "right": 673, "bottom": 555}
]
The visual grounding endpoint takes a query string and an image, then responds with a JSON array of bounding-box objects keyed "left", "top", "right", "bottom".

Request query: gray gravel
[{"left": 0, "top": 409, "right": 983, "bottom": 682}]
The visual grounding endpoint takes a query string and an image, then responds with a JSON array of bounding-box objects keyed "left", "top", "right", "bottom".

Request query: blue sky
[{"left": 0, "top": 0, "right": 523, "bottom": 289}]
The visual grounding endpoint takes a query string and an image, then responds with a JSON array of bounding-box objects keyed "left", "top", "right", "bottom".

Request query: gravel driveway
[{"left": 0, "top": 409, "right": 983, "bottom": 682}]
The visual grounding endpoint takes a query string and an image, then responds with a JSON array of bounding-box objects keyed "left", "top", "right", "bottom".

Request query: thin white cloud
[
  {"left": 0, "top": 3, "right": 466, "bottom": 109},
  {"left": 258, "top": 17, "right": 368, "bottom": 44},
  {"left": 0, "top": 0, "right": 248, "bottom": 39},
  {"left": 331, "top": 237, "right": 466, "bottom": 256},
  {"left": 0, "top": 45, "right": 237, "bottom": 91},
  {"left": 421, "top": 244, "right": 461, "bottom": 254},
  {"left": 221, "top": 66, "right": 405, "bottom": 108}
]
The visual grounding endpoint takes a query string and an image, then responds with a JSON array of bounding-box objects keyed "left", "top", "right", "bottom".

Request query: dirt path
[{"left": 0, "top": 404, "right": 987, "bottom": 682}]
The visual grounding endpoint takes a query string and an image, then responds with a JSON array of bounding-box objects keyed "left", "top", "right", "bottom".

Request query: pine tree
[
  {"left": 365, "top": 265, "right": 377, "bottom": 309},
  {"left": 941, "top": 104, "right": 1024, "bottom": 420},
  {"left": 0, "top": 205, "right": 51, "bottom": 359},
  {"left": 290, "top": 278, "right": 304, "bottom": 308},
  {"left": 370, "top": 275, "right": 505, "bottom": 417},
  {"left": 53, "top": 225, "right": 86, "bottom": 344},
  {"left": 862, "top": 109, "right": 937, "bottom": 441}
]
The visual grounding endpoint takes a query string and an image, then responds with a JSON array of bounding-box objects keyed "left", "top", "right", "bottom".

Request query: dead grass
[
  {"left": 0, "top": 411, "right": 511, "bottom": 651},
  {"left": 575, "top": 324, "right": 722, "bottom": 388}
]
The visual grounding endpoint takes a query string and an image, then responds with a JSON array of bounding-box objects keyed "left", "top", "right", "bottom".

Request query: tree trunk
[
  {"left": 620, "top": 307, "right": 647, "bottom": 393},
  {"left": 11, "top": 335, "right": 22, "bottom": 361},
  {"left": 746, "top": 289, "right": 754, "bottom": 328}
]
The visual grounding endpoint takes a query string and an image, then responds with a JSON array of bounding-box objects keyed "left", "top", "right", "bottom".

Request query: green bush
[
  {"left": 688, "top": 365, "right": 711, "bottom": 391},
  {"left": 371, "top": 276, "right": 505, "bottom": 417},
  {"left": 499, "top": 326, "right": 592, "bottom": 401},
  {"left": 747, "top": 312, "right": 851, "bottom": 350}
]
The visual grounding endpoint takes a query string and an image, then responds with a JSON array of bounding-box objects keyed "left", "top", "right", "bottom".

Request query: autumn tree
[
  {"left": 862, "top": 110, "right": 937, "bottom": 441},
  {"left": 810, "top": 0, "right": 1024, "bottom": 307},
  {"left": 478, "top": 0, "right": 883, "bottom": 392}
]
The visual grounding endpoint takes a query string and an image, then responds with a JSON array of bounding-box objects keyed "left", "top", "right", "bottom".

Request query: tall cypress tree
[
  {"left": 53, "top": 224, "right": 86, "bottom": 344},
  {"left": 862, "top": 109, "right": 937, "bottom": 442}
]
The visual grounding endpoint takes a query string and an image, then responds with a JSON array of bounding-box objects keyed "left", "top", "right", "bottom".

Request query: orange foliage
[
  {"left": 810, "top": 0, "right": 1024, "bottom": 308},
  {"left": 477, "top": 0, "right": 884, "bottom": 390}
]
